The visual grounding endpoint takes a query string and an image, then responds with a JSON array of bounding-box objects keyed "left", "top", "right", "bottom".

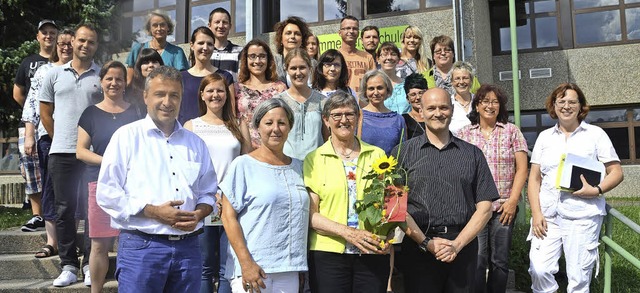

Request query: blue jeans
[
  {"left": 37, "top": 135, "right": 55, "bottom": 221},
  {"left": 475, "top": 211, "right": 516, "bottom": 293},
  {"left": 199, "top": 226, "right": 231, "bottom": 293},
  {"left": 116, "top": 230, "right": 202, "bottom": 293}
]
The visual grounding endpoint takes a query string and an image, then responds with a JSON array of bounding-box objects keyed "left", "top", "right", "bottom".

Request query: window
[
  {"left": 492, "top": 0, "right": 560, "bottom": 53},
  {"left": 512, "top": 106, "right": 640, "bottom": 164},
  {"left": 120, "top": 0, "right": 246, "bottom": 48},
  {"left": 491, "top": 0, "right": 640, "bottom": 54},
  {"left": 365, "top": 0, "right": 450, "bottom": 17},
  {"left": 262, "top": 0, "right": 347, "bottom": 32}
]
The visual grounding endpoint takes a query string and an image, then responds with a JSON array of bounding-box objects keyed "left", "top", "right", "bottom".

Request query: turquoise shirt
[
  {"left": 125, "top": 42, "right": 189, "bottom": 71},
  {"left": 220, "top": 155, "right": 309, "bottom": 279},
  {"left": 384, "top": 83, "right": 411, "bottom": 114}
]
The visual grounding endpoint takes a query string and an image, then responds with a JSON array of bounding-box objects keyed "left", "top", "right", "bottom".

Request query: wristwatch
[{"left": 418, "top": 236, "right": 432, "bottom": 253}]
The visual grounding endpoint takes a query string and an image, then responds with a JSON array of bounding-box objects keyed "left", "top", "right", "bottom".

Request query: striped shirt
[
  {"left": 210, "top": 41, "right": 242, "bottom": 81},
  {"left": 391, "top": 134, "right": 499, "bottom": 229}
]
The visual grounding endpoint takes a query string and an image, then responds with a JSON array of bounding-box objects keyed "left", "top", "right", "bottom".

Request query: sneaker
[
  {"left": 53, "top": 270, "right": 78, "bottom": 287},
  {"left": 83, "top": 265, "right": 91, "bottom": 287},
  {"left": 21, "top": 215, "right": 44, "bottom": 232}
]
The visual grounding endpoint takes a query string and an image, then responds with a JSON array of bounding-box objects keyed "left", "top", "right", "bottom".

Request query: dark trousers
[
  {"left": 475, "top": 211, "right": 516, "bottom": 293},
  {"left": 49, "top": 153, "right": 90, "bottom": 269},
  {"left": 37, "top": 136, "right": 55, "bottom": 221},
  {"left": 309, "top": 250, "right": 390, "bottom": 293},
  {"left": 399, "top": 234, "right": 477, "bottom": 293}
]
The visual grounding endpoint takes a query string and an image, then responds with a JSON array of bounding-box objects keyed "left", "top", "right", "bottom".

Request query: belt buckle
[
  {"left": 168, "top": 235, "right": 181, "bottom": 241},
  {"left": 442, "top": 226, "right": 448, "bottom": 234}
]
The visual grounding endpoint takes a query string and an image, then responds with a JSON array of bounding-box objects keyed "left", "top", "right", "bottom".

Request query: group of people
[{"left": 13, "top": 7, "right": 623, "bottom": 293}]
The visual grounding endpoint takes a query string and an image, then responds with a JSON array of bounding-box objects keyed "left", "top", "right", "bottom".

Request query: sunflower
[{"left": 372, "top": 156, "right": 397, "bottom": 174}]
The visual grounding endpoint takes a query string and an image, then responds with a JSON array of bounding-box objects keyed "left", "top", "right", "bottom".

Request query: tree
[{"left": 0, "top": 0, "right": 121, "bottom": 138}]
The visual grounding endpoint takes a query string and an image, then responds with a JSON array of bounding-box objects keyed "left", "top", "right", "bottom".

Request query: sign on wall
[{"left": 316, "top": 25, "right": 409, "bottom": 54}]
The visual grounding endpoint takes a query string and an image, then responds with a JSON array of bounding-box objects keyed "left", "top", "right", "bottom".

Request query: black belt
[
  {"left": 123, "top": 228, "right": 204, "bottom": 241},
  {"left": 425, "top": 225, "right": 464, "bottom": 235}
]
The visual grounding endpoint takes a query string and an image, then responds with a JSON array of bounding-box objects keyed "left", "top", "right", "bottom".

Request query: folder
[{"left": 555, "top": 153, "right": 605, "bottom": 192}]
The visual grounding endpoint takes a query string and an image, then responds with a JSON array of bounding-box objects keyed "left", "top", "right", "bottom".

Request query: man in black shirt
[{"left": 393, "top": 88, "right": 498, "bottom": 292}]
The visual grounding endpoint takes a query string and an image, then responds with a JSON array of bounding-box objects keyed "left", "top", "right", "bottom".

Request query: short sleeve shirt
[
  {"left": 125, "top": 42, "right": 189, "bottom": 71},
  {"left": 15, "top": 54, "right": 48, "bottom": 96},
  {"left": 219, "top": 155, "right": 309, "bottom": 279},
  {"left": 391, "top": 135, "right": 499, "bottom": 229},
  {"left": 530, "top": 121, "right": 619, "bottom": 219}
]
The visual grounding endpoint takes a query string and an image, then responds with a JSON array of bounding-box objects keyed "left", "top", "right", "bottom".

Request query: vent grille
[
  {"left": 499, "top": 70, "right": 521, "bottom": 81},
  {"left": 529, "top": 68, "right": 552, "bottom": 79}
]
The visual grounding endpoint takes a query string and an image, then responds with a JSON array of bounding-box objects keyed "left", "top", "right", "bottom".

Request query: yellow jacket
[{"left": 303, "top": 137, "right": 386, "bottom": 253}]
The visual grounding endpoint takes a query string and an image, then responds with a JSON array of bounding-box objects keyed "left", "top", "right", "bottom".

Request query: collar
[
  {"left": 62, "top": 60, "right": 100, "bottom": 74},
  {"left": 469, "top": 121, "right": 506, "bottom": 130},
  {"left": 318, "top": 136, "right": 377, "bottom": 157},
  {"left": 552, "top": 120, "right": 587, "bottom": 135},
  {"left": 419, "top": 132, "right": 459, "bottom": 149},
  {"left": 141, "top": 114, "right": 183, "bottom": 137},
  {"left": 215, "top": 40, "right": 235, "bottom": 51}
]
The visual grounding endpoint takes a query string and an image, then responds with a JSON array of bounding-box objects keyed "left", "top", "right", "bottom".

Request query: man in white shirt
[{"left": 97, "top": 66, "right": 217, "bottom": 293}]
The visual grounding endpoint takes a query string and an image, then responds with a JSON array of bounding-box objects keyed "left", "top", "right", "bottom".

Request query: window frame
[{"left": 363, "top": 0, "right": 451, "bottom": 19}]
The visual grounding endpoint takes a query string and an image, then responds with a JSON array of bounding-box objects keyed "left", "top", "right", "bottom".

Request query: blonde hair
[{"left": 401, "top": 26, "right": 429, "bottom": 72}]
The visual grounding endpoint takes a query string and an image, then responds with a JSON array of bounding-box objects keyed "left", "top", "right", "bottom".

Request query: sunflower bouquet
[{"left": 354, "top": 155, "right": 409, "bottom": 239}]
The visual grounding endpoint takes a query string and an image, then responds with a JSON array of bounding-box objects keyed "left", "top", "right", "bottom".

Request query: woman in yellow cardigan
[{"left": 304, "top": 90, "right": 390, "bottom": 293}]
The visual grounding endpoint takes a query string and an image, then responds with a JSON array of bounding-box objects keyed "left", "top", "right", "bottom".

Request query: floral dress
[
  {"left": 343, "top": 158, "right": 360, "bottom": 254},
  {"left": 234, "top": 81, "right": 287, "bottom": 148}
]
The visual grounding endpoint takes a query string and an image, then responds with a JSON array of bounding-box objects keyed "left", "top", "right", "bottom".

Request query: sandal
[{"left": 35, "top": 244, "right": 57, "bottom": 258}]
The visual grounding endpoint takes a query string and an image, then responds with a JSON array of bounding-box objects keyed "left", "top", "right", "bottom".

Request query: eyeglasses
[
  {"left": 480, "top": 100, "right": 500, "bottom": 106},
  {"left": 329, "top": 112, "right": 357, "bottom": 121},
  {"left": 434, "top": 48, "right": 453, "bottom": 55},
  {"left": 379, "top": 53, "right": 398, "bottom": 58},
  {"left": 322, "top": 62, "right": 342, "bottom": 69},
  {"left": 555, "top": 99, "right": 580, "bottom": 107},
  {"left": 57, "top": 42, "right": 72, "bottom": 48},
  {"left": 247, "top": 54, "right": 267, "bottom": 61},
  {"left": 340, "top": 27, "right": 359, "bottom": 32},
  {"left": 453, "top": 76, "right": 471, "bottom": 82},
  {"left": 407, "top": 90, "right": 425, "bottom": 98}
]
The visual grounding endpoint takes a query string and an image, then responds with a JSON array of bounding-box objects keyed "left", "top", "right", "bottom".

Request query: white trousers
[
  {"left": 528, "top": 215, "right": 603, "bottom": 293},
  {"left": 230, "top": 271, "right": 299, "bottom": 293}
]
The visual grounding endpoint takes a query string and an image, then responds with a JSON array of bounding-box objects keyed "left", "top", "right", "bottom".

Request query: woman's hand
[
  {"left": 240, "top": 260, "right": 267, "bottom": 292},
  {"left": 530, "top": 214, "right": 547, "bottom": 239},
  {"left": 498, "top": 199, "right": 518, "bottom": 225},
  {"left": 572, "top": 175, "right": 600, "bottom": 198},
  {"left": 343, "top": 227, "right": 387, "bottom": 254}
]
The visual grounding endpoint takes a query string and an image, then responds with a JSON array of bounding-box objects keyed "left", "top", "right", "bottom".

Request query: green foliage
[
  {"left": 509, "top": 200, "right": 640, "bottom": 293},
  {"left": 0, "top": 206, "right": 32, "bottom": 230},
  {"left": 0, "top": 0, "right": 121, "bottom": 137}
]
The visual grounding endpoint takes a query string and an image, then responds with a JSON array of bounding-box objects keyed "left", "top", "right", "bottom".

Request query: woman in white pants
[{"left": 527, "top": 83, "right": 623, "bottom": 293}]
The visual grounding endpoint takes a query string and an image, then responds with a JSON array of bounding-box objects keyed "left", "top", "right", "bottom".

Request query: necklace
[
  {"left": 111, "top": 112, "right": 116, "bottom": 120},
  {"left": 457, "top": 98, "right": 470, "bottom": 108},
  {"left": 332, "top": 138, "right": 357, "bottom": 159}
]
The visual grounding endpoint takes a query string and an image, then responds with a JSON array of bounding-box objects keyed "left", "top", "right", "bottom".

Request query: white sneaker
[
  {"left": 53, "top": 270, "right": 78, "bottom": 287},
  {"left": 83, "top": 266, "right": 91, "bottom": 287}
]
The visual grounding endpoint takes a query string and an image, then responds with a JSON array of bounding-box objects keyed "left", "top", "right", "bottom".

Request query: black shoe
[
  {"left": 21, "top": 215, "right": 44, "bottom": 232},
  {"left": 22, "top": 200, "right": 32, "bottom": 210}
]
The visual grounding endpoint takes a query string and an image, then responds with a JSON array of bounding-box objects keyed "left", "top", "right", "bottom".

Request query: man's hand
[
  {"left": 431, "top": 237, "right": 459, "bottom": 263},
  {"left": 143, "top": 200, "right": 197, "bottom": 230},
  {"left": 24, "top": 135, "right": 36, "bottom": 156}
]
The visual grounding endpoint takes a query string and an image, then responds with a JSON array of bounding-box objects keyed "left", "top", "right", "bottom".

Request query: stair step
[
  {"left": 0, "top": 279, "right": 117, "bottom": 292},
  {"left": 0, "top": 253, "right": 116, "bottom": 280},
  {"left": 0, "top": 227, "right": 117, "bottom": 255}
]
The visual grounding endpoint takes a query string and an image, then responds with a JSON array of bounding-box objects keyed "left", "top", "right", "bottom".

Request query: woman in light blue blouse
[
  {"left": 378, "top": 42, "right": 410, "bottom": 114},
  {"left": 220, "top": 98, "right": 309, "bottom": 293}
]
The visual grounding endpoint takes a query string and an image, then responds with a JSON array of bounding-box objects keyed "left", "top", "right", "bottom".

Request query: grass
[
  {"left": 510, "top": 198, "right": 640, "bottom": 293},
  {"left": 0, "top": 205, "right": 32, "bottom": 230}
]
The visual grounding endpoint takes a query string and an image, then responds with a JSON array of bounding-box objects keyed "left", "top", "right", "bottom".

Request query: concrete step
[
  {"left": 0, "top": 279, "right": 117, "bottom": 293},
  {"left": 0, "top": 226, "right": 117, "bottom": 255},
  {"left": 0, "top": 253, "right": 116, "bottom": 280}
]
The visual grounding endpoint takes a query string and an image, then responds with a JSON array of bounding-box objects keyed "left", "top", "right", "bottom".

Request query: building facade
[{"left": 117, "top": 0, "right": 640, "bottom": 196}]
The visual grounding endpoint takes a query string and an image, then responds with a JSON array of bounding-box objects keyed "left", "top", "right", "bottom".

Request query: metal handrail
[{"left": 602, "top": 204, "right": 640, "bottom": 293}]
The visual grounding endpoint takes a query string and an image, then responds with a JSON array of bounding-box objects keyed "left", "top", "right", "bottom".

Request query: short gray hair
[
  {"left": 451, "top": 61, "right": 475, "bottom": 80},
  {"left": 145, "top": 66, "right": 183, "bottom": 91},
  {"left": 358, "top": 70, "right": 393, "bottom": 103},
  {"left": 322, "top": 90, "right": 359, "bottom": 118},
  {"left": 145, "top": 9, "right": 175, "bottom": 35},
  {"left": 251, "top": 98, "right": 295, "bottom": 129}
]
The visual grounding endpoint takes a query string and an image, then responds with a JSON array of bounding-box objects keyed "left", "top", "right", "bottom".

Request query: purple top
[
  {"left": 179, "top": 69, "right": 234, "bottom": 125},
  {"left": 360, "top": 110, "right": 407, "bottom": 155}
]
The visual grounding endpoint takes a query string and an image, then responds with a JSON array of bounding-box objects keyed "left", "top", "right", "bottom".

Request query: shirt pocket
[{"left": 182, "top": 161, "right": 202, "bottom": 187}]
